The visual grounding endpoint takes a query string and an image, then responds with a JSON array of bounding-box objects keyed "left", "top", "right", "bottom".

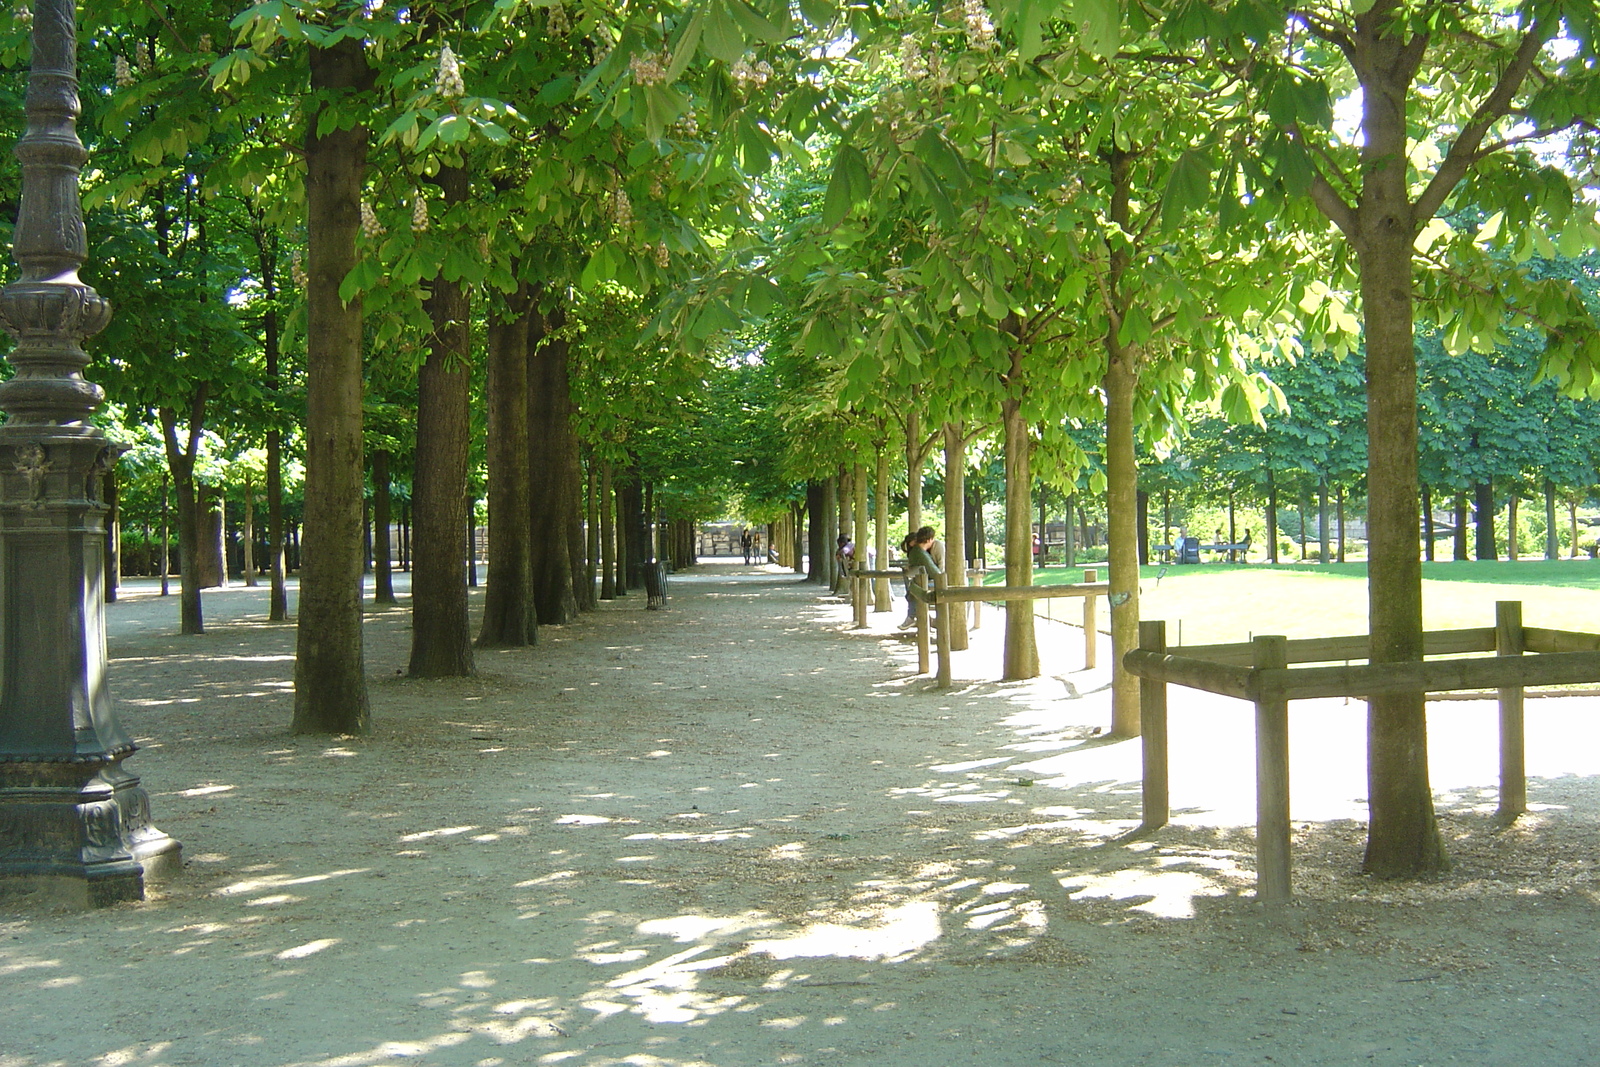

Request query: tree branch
[{"left": 1414, "top": 22, "right": 1550, "bottom": 222}]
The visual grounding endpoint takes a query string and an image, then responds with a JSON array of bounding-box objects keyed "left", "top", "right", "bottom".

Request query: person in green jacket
[{"left": 898, "top": 526, "right": 943, "bottom": 629}]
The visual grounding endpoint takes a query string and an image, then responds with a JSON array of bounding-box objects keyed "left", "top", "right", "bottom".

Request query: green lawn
[{"left": 998, "top": 559, "right": 1600, "bottom": 646}]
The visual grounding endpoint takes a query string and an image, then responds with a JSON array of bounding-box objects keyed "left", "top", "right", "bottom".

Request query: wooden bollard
[
  {"left": 1139, "top": 619, "right": 1169, "bottom": 831},
  {"left": 1253, "top": 635, "right": 1291, "bottom": 903},
  {"left": 968, "top": 566, "right": 983, "bottom": 630},
  {"left": 1083, "top": 568, "right": 1099, "bottom": 669},
  {"left": 1496, "top": 600, "right": 1526, "bottom": 820},
  {"left": 935, "top": 568, "right": 951, "bottom": 688}
]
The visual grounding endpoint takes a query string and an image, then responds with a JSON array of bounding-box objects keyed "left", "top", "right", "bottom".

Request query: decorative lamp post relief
[{"left": 0, "top": 0, "right": 180, "bottom": 907}]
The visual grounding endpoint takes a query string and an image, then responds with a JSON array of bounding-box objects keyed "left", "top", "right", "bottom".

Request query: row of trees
[{"left": 3, "top": 0, "right": 1596, "bottom": 883}]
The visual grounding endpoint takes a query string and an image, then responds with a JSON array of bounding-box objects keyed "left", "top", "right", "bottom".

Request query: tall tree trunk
[
  {"left": 1506, "top": 494, "right": 1519, "bottom": 561},
  {"left": 1104, "top": 344, "right": 1141, "bottom": 736},
  {"left": 943, "top": 424, "right": 969, "bottom": 651},
  {"left": 478, "top": 290, "right": 534, "bottom": 644},
  {"left": 1351, "top": 23, "right": 1442, "bottom": 874},
  {"left": 263, "top": 242, "right": 289, "bottom": 621},
  {"left": 373, "top": 449, "right": 396, "bottom": 605},
  {"left": 160, "top": 397, "right": 206, "bottom": 635},
  {"left": 905, "top": 408, "right": 923, "bottom": 532},
  {"left": 618, "top": 473, "right": 645, "bottom": 591},
  {"left": 821, "top": 476, "right": 838, "bottom": 590},
  {"left": 1453, "top": 492, "right": 1469, "bottom": 561},
  {"left": 242, "top": 480, "right": 257, "bottom": 586},
  {"left": 1336, "top": 485, "right": 1346, "bottom": 563},
  {"left": 1544, "top": 480, "right": 1559, "bottom": 560},
  {"left": 791, "top": 499, "right": 806, "bottom": 573},
  {"left": 584, "top": 456, "right": 600, "bottom": 599},
  {"left": 1265, "top": 473, "right": 1279, "bottom": 564},
  {"left": 1474, "top": 480, "right": 1495, "bottom": 561},
  {"left": 528, "top": 307, "right": 579, "bottom": 624},
  {"left": 599, "top": 460, "right": 616, "bottom": 600},
  {"left": 567, "top": 443, "right": 593, "bottom": 611},
  {"left": 874, "top": 448, "right": 892, "bottom": 611},
  {"left": 1318, "top": 477, "right": 1331, "bottom": 563},
  {"left": 1421, "top": 484, "right": 1435, "bottom": 561},
  {"left": 852, "top": 464, "right": 868, "bottom": 596},
  {"left": 1001, "top": 388, "right": 1037, "bottom": 680},
  {"left": 806, "top": 480, "right": 826, "bottom": 583},
  {"left": 160, "top": 470, "right": 171, "bottom": 598},
  {"left": 408, "top": 162, "right": 475, "bottom": 679},
  {"left": 293, "top": 33, "right": 371, "bottom": 734}
]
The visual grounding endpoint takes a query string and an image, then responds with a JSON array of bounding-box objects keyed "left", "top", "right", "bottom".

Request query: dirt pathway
[{"left": 3, "top": 562, "right": 1598, "bottom": 1066}]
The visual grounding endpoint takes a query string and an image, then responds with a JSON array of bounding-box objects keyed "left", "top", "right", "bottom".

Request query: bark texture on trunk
[
  {"left": 478, "top": 290, "right": 534, "bottom": 644},
  {"left": 373, "top": 449, "right": 396, "bottom": 605},
  {"left": 1103, "top": 347, "right": 1141, "bottom": 736},
  {"left": 1350, "top": 9, "right": 1444, "bottom": 874},
  {"left": 599, "top": 460, "right": 616, "bottom": 599},
  {"left": 1474, "top": 480, "right": 1496, "bottom": 560},
  {"left": 408, "top": 163, "right": 475, "bottom": 678},
  {"left": 160, "top": 399, "right": 206, "bottom": 635},
  {"left": 528, "top": 308, "right": 579, "bottom": 623},
  {"left": 293, "top": 34, "right": 371, "bottom": 733},
  {"left": 805, "top": 480, "right": 826, "bottom": 583},
  {"left": 873, "top": 449, "right": 891, "bottom": 612},
  {"left": 1001, "top": 390, "right": 1037, "bottom": 680},
  {"left": 942, "top": 424, "right": 969, "bottom": 652}
]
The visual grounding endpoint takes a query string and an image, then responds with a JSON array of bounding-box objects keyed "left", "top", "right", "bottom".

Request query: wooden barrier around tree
[
  {"left": 1123, "top": 601, "right": 1600, "bottom": 904},
  {"left": 905, "top": 569, "right": 1109, "bottom": 686}
]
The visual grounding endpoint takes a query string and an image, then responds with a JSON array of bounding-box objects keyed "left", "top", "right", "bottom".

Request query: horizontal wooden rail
[
  {"left": 1172, "top": 627, "right": 1496, "bottom": 667},
  {"left": 948, "top": 581, "right": 1108, "bottom": 603},
  {"left": 1524, "top": 627, "right": 1600, "bottom": 654}
]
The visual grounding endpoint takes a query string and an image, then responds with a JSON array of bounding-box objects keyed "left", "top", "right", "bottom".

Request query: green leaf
[
  {"left": 822, "top": 145, "right": 870, "bottom": 228},
  {"left": 1162, "top": 148, "right": 1212, "bottom": 225},
  {"left": 664, "top": 5, "right": 706, "bottom": 84},
  {"left": 1073, "top": 0, "right": 1120, "bottom": 57},
  {"left": 797, "top": 0, "right": 834, "bottom": 27},
  {"left": 702, "top": 0, "right": 749, "bottom": 63}
]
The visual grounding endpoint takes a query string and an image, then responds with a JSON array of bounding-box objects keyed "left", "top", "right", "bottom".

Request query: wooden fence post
[
  {"left": 1139, "top": 619, "right": 1169, "bottom": 831},
  {"left": 935, "top": 569, "right": 951, "bottom": 688},
  {"left": 853, "top": 563, "right": 868, "bottom": 629},
  {"left": 968, "top": 566, "right": 982, "bottom": 630},
  {"left": 1083, "top": 568, "right": 1099, "bottom": 669},
  {"left": 1496, "top": 600, "right": 1526, "bottom": 821},
  {"left": 914, "top": 572, "right": 930, "bottom": 675},
  {"left": 1253, "top": 635, "right": 1291, "bottom": 903}
]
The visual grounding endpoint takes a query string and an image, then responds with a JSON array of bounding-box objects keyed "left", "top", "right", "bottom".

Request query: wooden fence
[
  {"left": 876, "top": 567, "right": 1109, "bottom": 687},
  {"left": 1123, "top": 601, "right": 1600, "bottom": 903}
]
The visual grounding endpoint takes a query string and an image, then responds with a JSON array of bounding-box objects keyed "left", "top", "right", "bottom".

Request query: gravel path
[{"left": 2, "top": 562, "right": 1597, "bottom": 1066}]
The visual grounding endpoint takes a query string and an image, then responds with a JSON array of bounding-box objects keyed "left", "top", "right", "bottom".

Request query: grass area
[{"left": 997, "top": 559, "right": 1600, "bottom": 646}]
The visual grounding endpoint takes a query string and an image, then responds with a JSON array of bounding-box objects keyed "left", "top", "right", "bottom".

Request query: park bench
[{"left": 1152, "top": 536, "right": 1251, "bottom": 563}]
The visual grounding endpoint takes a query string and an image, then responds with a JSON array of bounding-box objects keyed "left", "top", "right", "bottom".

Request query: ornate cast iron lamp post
[{"left": 0, "top": 0, "right": 179, "bottom": 906}]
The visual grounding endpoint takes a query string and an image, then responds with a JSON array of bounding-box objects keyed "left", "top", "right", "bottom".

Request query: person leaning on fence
[
  {"left": 834, "top": 534, "right": 855, "bottom": 593},
  {"left": 897, "top": 527, "right": 943, "bottom": 629}
]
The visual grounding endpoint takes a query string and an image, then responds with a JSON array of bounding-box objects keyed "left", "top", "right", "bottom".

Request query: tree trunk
[
  {"left": 599, "top": 460, "right": 616, "bottom": 600},
  {"left": 821, "top": 475, "right": 838, "bottom": 590},
  {"left": 1104, "top": 345, "right": 1141, "bottom": 736},
  {"left": 905, "top": 408, "right": 923, "bottom": 532},
  {"left": 1001, "top": 391, "right": 1037, "bottom": 680},
  {"left": 1453, "top": 492, "right": 1468, "bottom": 561},
  {"left": 242, "top": 480, "right": 257, "bottom": 586},
  {"left": 1351, "top": 24, "right": 1443, "bottom": 874},
  {"left": 874, "top": 448, "right": 892, "bottom": 611},
  {"left": 293, "top": 32, "right": 371, "bottom": 734},
  {"left": 806, "top": 480, "right": 826, "bottom": 582},
  {"left": 1066, "top": 490, "right": 1078, "bottom": 567},
  {"left": 1336, "top": 485, "right": 1346, "bottom": 563},
  {"left": 265, "top": 304, "right": 288, "bottom": 621},
  {"left": 1318, "top": 478, "right": 1331, "bottom": 563},
  {"left": 159, "top": 401, "right": 205, "bottom": 635},
  {"left": 1474, "top": 480, "right": 1495, "bottom": 561},
  {"left": 943, "top": 423, "right": 969, "bottom": 651},
  {"left": 528, "top": 307, "right": 580, "bottom": 624},
  {"left": 159, "top": 470, "right": 168, "bottom": 598},
  {"left": 408, "top": 162, "right": 475, "bottom": 679},
  {"left": 568, "top": 444, "right": 594, "bottom": 611},
  {"left": 1265, "top": 475, "right": 1279, "bottom": 564},
  {"left": 1506, "top": 494, "right": 1519, "bottom": 562},
  {"left": 478, "top": 291, "right": 534, "bottom": 644},
  {"left": 1421, "top": 484, "right": 1434, "bottom": 562},
  {"left": 1544, "top": 480, "right": 1559, "bottom": 560},
  {"left": 373, "top": 449, "right": 396, "bottom": 605},
  {"left": 585, "top": 457, "right": 601, "bottom": 598}
]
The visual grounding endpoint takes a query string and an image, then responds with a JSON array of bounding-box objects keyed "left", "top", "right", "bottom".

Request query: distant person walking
[{"left": 740, "top": 528, "right": 753, "bottom": 565}]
